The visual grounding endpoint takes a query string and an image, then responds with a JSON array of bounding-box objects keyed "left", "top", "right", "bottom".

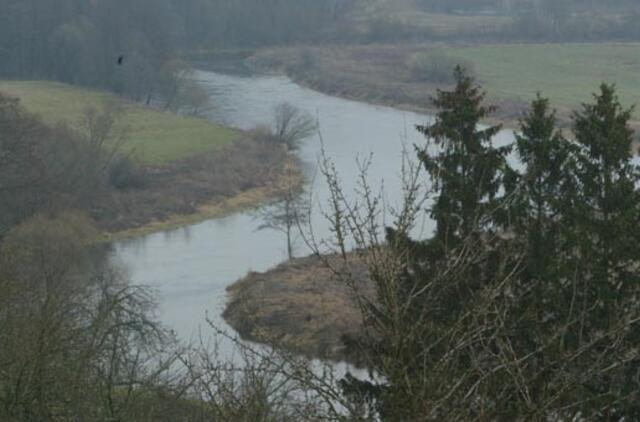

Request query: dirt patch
[
  {"left": 93, "top": 137, "right": 299, "bottom": 236},
  {"left": 223, "top": 254, "right": 371, "bottom": 362}
]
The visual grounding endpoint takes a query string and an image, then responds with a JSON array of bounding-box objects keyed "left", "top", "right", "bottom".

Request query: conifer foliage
[
  {"left": 337, "top": 70, "right": 640, "bottom": 420},
  {"left": 417, "top": 66, "right": 511, "bottom": 248}
]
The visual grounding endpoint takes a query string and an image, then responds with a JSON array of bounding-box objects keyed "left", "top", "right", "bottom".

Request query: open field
[
  {"left": 451, "top": 43, "right": 640, "bottom": 111},
  {"left": 0, "top": 81, "right": 238, "bottom": 164},
  {"left": 251, "top": 42, "right": 640, "bottom": 128}
]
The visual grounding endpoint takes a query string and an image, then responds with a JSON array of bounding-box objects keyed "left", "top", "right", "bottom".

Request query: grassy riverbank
[
  {"left": 0, "top": 81, "right": 237, "bottom": 164},
  {"left": 250, "top": 42, "right": 640, "bottom": 129},
  {"left": 102, "top": 153, "right": 303, "bottom": 241},
  {"left": 1, "top": 81, "right": 300, "bottom": 237},
  {"left": 224, "top": 254, "right": 371, "bottom": 362}
]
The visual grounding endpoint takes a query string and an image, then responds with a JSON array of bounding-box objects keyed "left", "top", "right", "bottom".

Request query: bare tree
[
  {"left": 254, "top": 161, "right": 308, "bottom": 259},
  {"left": 181, "top": 79, "right": 211, "bottom": 116},
  {"left": 157, "top": 58, "right": 210, "bottom": 115},
  {"left": 0, "top": 213, "right": 182, "bottom": 421},
  {"left": 273, "top": 102, "right": 317, "bottom": 151},
  {"left": 0, "top": 214, "right": 360, "bottom": 421},
  {"left": 81, "top": 100, "right": 128, "bottom": 173}
]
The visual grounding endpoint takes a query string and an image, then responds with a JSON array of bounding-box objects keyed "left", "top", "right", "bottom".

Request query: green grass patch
[
  {"left": 450, "top": 43, "right": 640, "bottom": 112},
  {"left": 0, "top": 81, "right": 238, "bottom": 164}
]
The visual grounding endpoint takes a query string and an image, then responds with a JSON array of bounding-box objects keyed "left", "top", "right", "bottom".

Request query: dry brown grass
[
  {"left": 95, "top": 137, "right": 300, "bottom": 236},
  {"left": 224, "top": 254, "right": 371, "bottom": 362}
]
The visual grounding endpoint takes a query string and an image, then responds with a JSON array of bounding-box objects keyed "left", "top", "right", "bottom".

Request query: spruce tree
[
  {"left": 572, "top": 84, "right": 640, "bottom": 318},
  {"left": 417, "top": 66, "right": 511, "bottom": 250},
  {"left": 561, "top": 83, "right": 640, "bottom": 417},
  {"left": 349, "top": 66, "right": 517, "bottom": 418},
  {"left": 341, "top": 76, "right": 640, "bottom": 420},
  {"left": 512, "top": 95, "right": 571, "bottom": 297}
]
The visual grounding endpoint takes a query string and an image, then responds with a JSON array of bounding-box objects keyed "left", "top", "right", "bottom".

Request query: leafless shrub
[
  {"left": 157, "top": 58, "right": 211, "bottom": 116},
  {"left": 273, "top": 102, "right": 317, "bottom": 151},
  {"left": 0, "top": 213, "right": 183, "bottom": 421},
  {"left": 253, "top": 160, "right": 309, "bottom": 259},
  {"left": 0, "top": 212, "right": 364, "bottom": 421},
  {"left": 81, "top": 100, "right": 128, "bottom": 172}
]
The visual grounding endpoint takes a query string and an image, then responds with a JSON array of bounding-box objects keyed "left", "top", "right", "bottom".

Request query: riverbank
[
  {"left": 247, "top": 43, "right": 640, "bottom": 131},
  {"left": 0, "top": 80, "right": 239, "bottom": 164},
  {"left": 224, "top": 254, "right": 371, "bottom": 363},
  {"left": 0, "top": 80, "right": 302, "bottom": 240},
  {"left": 100, "top": 138, "right": 301, "bottom": 240}
]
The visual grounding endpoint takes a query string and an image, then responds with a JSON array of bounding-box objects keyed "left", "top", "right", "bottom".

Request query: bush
[
  {"left": 248, "top": 105, "right": 317, "bottom": 152},
  {"left": 407, "top": 49, "right": 476, "bottom": 83},
  {"left": 108, "top": 155, "right": 148, "bottom": 190}
]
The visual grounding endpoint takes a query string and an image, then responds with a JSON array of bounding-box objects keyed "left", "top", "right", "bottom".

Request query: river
[{"left": 109, "top": 70, "right": 516, "bottom": 372}]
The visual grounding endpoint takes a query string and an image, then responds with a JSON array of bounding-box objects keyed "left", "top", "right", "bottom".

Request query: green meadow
[{"left": 0, "top": 81, "right": 238, "bottom": 165}]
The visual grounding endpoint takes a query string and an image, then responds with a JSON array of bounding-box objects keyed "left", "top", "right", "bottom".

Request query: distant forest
[
  {"left": 417, "top": 0, "right": 640, "bottom": 13},
  {"left": 1, "top": 0, "right": 639, "bottom": 101},
  {"left": 0, "top": 0, "right": 348, "bottom": 100}
]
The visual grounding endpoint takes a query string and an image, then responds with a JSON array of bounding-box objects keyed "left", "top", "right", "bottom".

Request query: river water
[{"left": 110, "top": 70, "right": 516, "bottom": 370}]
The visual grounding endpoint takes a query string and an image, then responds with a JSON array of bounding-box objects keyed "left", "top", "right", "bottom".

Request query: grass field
[
  {"left": 0, "top": 81, "right": 238, "bottom": 164},
  {"left": 451, "top": 43, "right": 640, "bottom": 112}
]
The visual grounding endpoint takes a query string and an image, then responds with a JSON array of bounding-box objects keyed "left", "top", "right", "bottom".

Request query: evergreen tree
[
  {"left": 340, "top": 74, "right": 640, "bottom": 421},
  {"left": 342, "top": 66, "right": 518, "bottom": 419},
  {"left": 515, "top": 95, "right": 568, "bottom": 229},
  {"left": 512, "top": 95, "right": 572, "bottom": 303},
  {"left": 572, "top": 84, "right": 640, "bottom": 318},
  {"left": 417, "top": 66, "right": 511, "bottom": 250},
  {"left": 556, "top": 83, "right": 640, "bottom": 418}
]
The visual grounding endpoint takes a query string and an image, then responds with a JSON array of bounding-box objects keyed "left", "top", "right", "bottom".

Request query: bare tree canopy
[
  {"left": 254, "top": 161, "right": 308, "bottom": 259},
  {"left": 273, "top": 102, "right": 317, "bottom": 151}
]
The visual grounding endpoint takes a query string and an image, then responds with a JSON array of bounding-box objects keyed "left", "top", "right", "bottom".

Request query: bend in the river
[{"left": 109, "top": 70, "right": 516, "bottom": 375}]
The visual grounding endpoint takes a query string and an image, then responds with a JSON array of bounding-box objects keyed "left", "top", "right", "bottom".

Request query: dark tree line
[
  {"left": 0, "top": 0, "right": 352, "bottom": 101},
  {"left": 174, "top": 0, "right": 354, "bottom": 48},
  {"left": 0, "top": 0, "right": 178, "bottom": 99},
  {"left": 416, "top": 0, "right": 639, "bottom": 15},
  {"left": 1, "top": 0, "right": 638, "bottom": 96}
]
